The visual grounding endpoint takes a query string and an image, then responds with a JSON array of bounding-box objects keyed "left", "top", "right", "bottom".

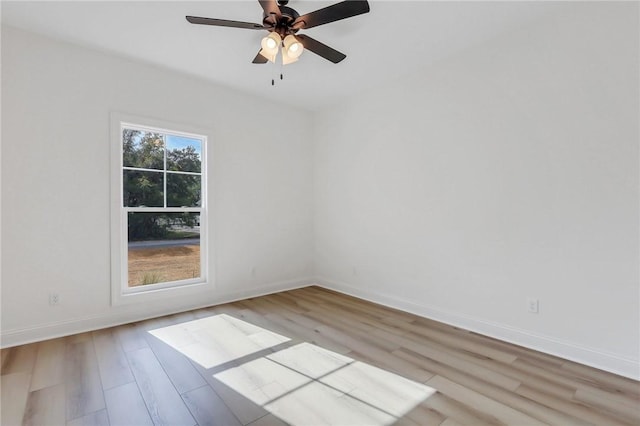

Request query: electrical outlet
[
  {"left": 527, "top": 298, "right": 539, "bottom": 314},
  {"left": 49, "top": 293, "right": 60, "bottom": 306}
]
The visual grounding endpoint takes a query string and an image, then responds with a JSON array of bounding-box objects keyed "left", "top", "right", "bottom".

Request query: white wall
[
  {"left": 1, "top": 26, "right": 314, "bottom": 345},
  {"left": 314, "top": 3, "right": 639, "bottom": 378}
]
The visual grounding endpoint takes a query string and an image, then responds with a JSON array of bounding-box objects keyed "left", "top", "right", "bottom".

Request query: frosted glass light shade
[
  {"left": 260, "top": 32, "right": 282, "bottom": 63},
  {"left": 282, "top": 52, "right": 299, "bottom": 65},
  {"left": 283, "top": 35, "right": 303, "bottom": 59}
]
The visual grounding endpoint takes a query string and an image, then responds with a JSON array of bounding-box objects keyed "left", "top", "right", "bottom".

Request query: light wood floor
[{"left": 2, "top": 286, "right": 639, "bottom": 425}]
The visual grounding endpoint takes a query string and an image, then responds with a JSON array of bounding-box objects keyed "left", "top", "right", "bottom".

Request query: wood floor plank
[
  {"left": 574, "top": 383, "right": 640, "bottom": 410},
  {"left": 314, "top": 324, "right": 435, "bottom": 382},
  {"left": 145, "top": 331, "right": 207, "bottom": 394},
  {"left": 573, "top": 386, "right": 640, "bottom": 424},
  {"left": 562, "top": 360, "right": 640, "bottom": 397},
  {"left": 379, "top": 315, "right": 519, "bottom": 365},
  {"left": 394, "top": 348, "right": 588, "bottom": 426},
  {"left": 376, "top": 329, "right": 521, "bottom": 391},
  {"left": 260, "top": 293, "right": 308, "bottom": 314},
  {"left": 136, "top": 315, "right": 175, "bottom": 332},
  {"left": 114, "top": 323, "right": 149, "bottom": 352},
  {"left": 66, "top": 409, "right": 110, "bottom": 426},
  {"left": 469, "top": 330, "right": 567, "bottom": 369},
  {"left": 0, "top": 348, "right": 7, "bottom": 366},
  {"left": 182, "top": 385, "right": 242, "bottom": 426},
  {"left": 0, "top": 343, "right": 38, "bottom": 375},
  {"left": 419, "top": 392, "right": 499, "bottom": 425},
  {"left": 319, "top": 359, "right": 437, "bottom": 419},
  {"left": 516, "top": 384, "right": 631, "bottom": 426},
  {"left": 263, "top": 311, "right": 352, "bottom": 355},
  {"left": 191, "top": 307, "right": 218, "bottom": 319},
  {"left": 439, "top": 418, "right": 464, "bottom": 426},
  {"left": 513, "top": 353, "right": 640, "bottom": 405},
  {"left": 298, "top": 287, "right": 417, "bottom": 322},
  {"left": 511, "top": 357, "right": 620, "bottom": 397},
  {"left": 22, "top": 383, "right": 66, "bottom": 426},
  {"left": 302, "top": 308, "right": 402, "bottom": 352},
  {"left": 148, "top": 313, "right": 290, "bottom": 371},
  {"left": 126, "top": 347, "right": 196, "bottom": 425},
  {"left": 92, "top": 329, "right": 134, "bottom": 390},
  {"left": 0, "top": 371, "right": 32, "bottom": 426},
  {"left": 296, "top": 297, "right": 405, "bottom": 337},
  {"left": 395, "top": 402, "right": 446, "bottom": 426},
  {"left": 264, "top": 380, "right": 395, "bottom": 425},
  {"left": 30, "top": 338, "right": 66, "bottom": 391},
  {"left": 427, "top": 375, "right": 546, "bottom": 425},
  {"left": 197, "top": 361, "right": 272, "bottom": 425},
  {"left": 234, "top": 307, "right": 302, "bottom": 340},
  {"left": 247, "top": 413, "right": 289, "bottom": 426},
  {"left": 104, "top": 382, "right": 153, "bottom": 426},
  {"left": 67, "top": 332, "right": 93, "bottom": 344},
  {"left": 391, "top": 333, "right": 575, "bottom": 400},
  {"left": 65, "top": 340, "right": 105, "bottom": 421}
]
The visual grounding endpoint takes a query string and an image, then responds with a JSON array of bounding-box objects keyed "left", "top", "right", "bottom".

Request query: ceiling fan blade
[
  {"left": 296, "top": 34, "right": 346, "bottom": 64},
  {"left": 258, "top": 0, "right": 281, "bottom": 24},
  {"left": 252, "top": 51, "right": 269, "bottom": 64},
  {"left": 186, "top": 16, "right": 267, "bottom": 30},
  {"left": 293, "top": 0, "right": 370, "bottom": 30}
]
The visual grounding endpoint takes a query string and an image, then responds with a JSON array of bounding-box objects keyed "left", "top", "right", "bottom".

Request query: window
[{"left": 111, "top": 114, "right": 210, "bottom": 303}]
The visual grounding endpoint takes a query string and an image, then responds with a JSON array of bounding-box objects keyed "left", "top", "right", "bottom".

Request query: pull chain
[{"left": 269, "top": 54, "right": 285, "bottom": 86}]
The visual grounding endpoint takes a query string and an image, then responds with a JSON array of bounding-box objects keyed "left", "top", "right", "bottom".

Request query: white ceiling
[{"left": 1, "top": 1, "right": 566, "bottom": 111}]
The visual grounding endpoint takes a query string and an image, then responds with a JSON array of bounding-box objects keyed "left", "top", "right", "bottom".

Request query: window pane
[
  {"left": 127, "top": 212, "right": 201, "bottom": 287},
  {"left": 123, "top": 129, "right": 164, "bottom": 170},
  {"left": 167, "top": 173, "right": 201, "bottom": 207},
  {"left": 166, "top": 135, "right": 202, "bottom": 173},
  {"left": 123, "top": 170, "right": 163, "bottom": 207}
]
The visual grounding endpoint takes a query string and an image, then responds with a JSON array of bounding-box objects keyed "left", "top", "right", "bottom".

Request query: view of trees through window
[{"left": 122, "top": 127, "right": 204, "bottom": 287}]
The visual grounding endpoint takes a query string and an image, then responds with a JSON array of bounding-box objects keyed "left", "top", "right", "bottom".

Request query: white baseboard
[
  {"left": 315, "top": 276, "right": 640, "bottom": 381},
  {"left": 0, "top": 277, "right": 315, "bottom": 349}
]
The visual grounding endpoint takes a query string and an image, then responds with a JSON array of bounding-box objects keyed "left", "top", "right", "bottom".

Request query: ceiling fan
[{"left": 186, "top": 0, "right": 370, "bottom": 65}]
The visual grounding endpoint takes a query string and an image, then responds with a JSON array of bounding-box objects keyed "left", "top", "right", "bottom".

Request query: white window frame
[{"left": 110, "top": 112, "right": 212, "bottom": 305}]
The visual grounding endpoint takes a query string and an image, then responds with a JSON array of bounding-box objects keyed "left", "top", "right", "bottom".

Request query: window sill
[{"left": 111, "top": 279, "right": 214, "bottom": 306}]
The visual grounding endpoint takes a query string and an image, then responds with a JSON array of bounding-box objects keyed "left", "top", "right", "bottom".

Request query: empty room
[{"left": 1, "top": 1, "right": 638, "bottom": 425}]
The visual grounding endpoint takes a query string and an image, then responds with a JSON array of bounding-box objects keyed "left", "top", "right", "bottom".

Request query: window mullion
[{"left": 123, "top": 166, "right": 165, "bottom": 173}]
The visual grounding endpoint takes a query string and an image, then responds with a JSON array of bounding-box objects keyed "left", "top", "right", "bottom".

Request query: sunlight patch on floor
[
  {"left": 148, "top": 314, "right": 290, "bottom": 368},
  {"left": 149, "top": 316, "right": 435, "bottom": 425},
  {"left": 215, "top": 342, "right": 436, "bottom": 425}
]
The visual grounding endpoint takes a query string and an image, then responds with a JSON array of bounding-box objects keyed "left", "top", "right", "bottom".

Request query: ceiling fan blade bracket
[{"left": 292, "top": 20, "right": 306, "bottom": 30}]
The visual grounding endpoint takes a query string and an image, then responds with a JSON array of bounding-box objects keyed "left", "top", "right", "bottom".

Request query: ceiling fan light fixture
[
  {"left": 283, "top": 34, "right": 304, "bottom": 59},
  {"left": 261, "top": 32, "right": 282, "bottom": 58},
  {"left": 282, "top": 51, "right": 299, "bottom": 65}
]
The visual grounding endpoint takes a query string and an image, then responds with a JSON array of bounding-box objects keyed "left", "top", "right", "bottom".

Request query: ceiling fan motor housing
[{"left": 263, "top": 5, "right": 300, "bottom": 35}]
